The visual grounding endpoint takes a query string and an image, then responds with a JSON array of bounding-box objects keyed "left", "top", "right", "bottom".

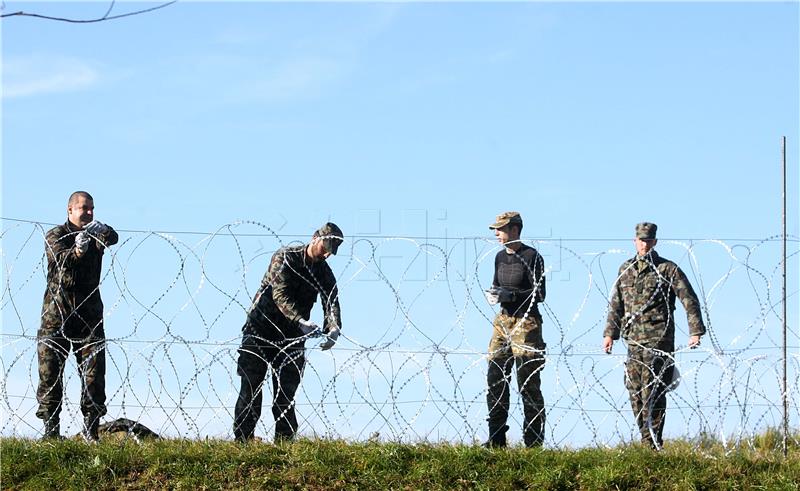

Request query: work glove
[
  {"left": 319, "top": 325, "right": 340, "bottom": 351},
  {"left": 298, "top": 318, "right": 321, "bottom": 337},
  {"left": 484, "top": 289, "right": 500, "bottom": 305},
  {"left": 74, "top": 231, "right": 91, "bottom": 255},
  {"left": 84, "top": 220, "right": 109, "bottom": 236}
]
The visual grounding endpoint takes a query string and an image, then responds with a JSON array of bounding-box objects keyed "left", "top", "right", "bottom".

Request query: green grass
[{"left": 2, "top": 436, "right": 799, "bottom": 490}]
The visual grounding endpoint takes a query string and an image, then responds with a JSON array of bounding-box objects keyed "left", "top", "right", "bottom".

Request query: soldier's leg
[
  {"left": 625, "top": 345, "right": 651, "bottom": 446},
  {"left": 512, "top": 316, "right": 546, "bottom": 447},
  {"left": 74, "top": 323, "right": 107, "bottom": 441},
  {"left": 646, "top": 349, "right": 674, "bottom": 448},
  {"left": 234, "top": 333, "right": 269, "bottom": 442},
  {"left": 485, "top": 314, "right": 513, "bottom": 447},
  {"left": 36, "top": 327, "right": 70, "bottom": 438},
  {"left": 271, "top": 344, "right": 306, "bottom": 441},
  {"left": 515, "top": 356, "right": 545, "bottom": 447}
]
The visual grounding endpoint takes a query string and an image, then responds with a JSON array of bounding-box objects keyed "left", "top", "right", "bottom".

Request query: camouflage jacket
[
  {"left": 43, "top": 221, "right": 118, "bottom": 303},
  {"left": 604, "top": 250, "right": 706, "bottom": 345},
  {"left": 246, "top": 244, "right": 341, "bottom": 339},
  {"left": 493, "top": 244, "right": 546, "bottom": 319}
]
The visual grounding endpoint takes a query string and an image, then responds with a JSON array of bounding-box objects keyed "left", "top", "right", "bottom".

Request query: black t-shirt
[{"left": 493, "top": 244, "right": 546, "bottom": 318}]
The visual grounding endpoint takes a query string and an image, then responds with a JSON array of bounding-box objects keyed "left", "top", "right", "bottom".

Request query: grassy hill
[{"left": 3, "top": 436, "right": 799, "bottom": 490}]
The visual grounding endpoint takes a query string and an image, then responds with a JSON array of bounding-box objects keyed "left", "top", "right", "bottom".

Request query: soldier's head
[
  {"left": 67, "top": 191, "right": 94, "bottom": 228},
  {"left": 489, "top": 211, "right": 523, "bottom": 249},
  {"left": 307, "top": 222, "right": 344, "bottom": 262},
  {"left": 634, "top": 222, "right": 658, "bottom": 256}
]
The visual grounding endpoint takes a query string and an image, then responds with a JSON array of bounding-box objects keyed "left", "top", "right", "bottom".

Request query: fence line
[{"left": 2, "top": 219, "right": 798, "bottom": 447}]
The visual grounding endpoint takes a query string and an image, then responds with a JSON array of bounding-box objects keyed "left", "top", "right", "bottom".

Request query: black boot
[
  {"left": 42, "top": 417, "right": 62, "bottom": 440},
  {"left": 233, "top": 427, "right": 254, "bottom": 443},
  {"left": 83, "top": 413, "right": 100, "bottom": 442},
  {"left": 482, "top": 424, "right": 509, "bottom": 448}
]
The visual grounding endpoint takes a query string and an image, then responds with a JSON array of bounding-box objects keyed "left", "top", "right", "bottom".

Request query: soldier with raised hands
[
  {"left": 234, "top": 222, "right": 344, "bottom": 443},
  {"left": 37, "top": 191, "right": 118, "bottom": 441},
  {"left": 603, "top": 222, "right": 705, "bottom": 450}
]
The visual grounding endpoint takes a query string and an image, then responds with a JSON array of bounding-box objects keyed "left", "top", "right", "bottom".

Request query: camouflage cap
[
  {"left": 489, "top": 211, "right": 523, "bottom": 230},
  {"left": 315, "top": 222, "right": 344, "bottom": 255},
  {"left": 635, "top": 222, "right": 658, "bottom": 240}
]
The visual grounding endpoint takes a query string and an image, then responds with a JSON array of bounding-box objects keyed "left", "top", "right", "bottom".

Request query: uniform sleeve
[
  {"left": 492, "top": 253, "right": 500, "bottom": 288},
  {"left": 99, "top": 225, "right": 119, "bottom": 248},
  {"left": 509, "top": 250, "right": 546, "bottom": 303},
  {"left": 604, "top": 264, "right": 626, "bottom": 340},
  {"left": 672, "top": 265, "right": 706, "bottom": 337},
  {"left": 45, "top": 226, "right": 83, "bottom": 269},
  {"left": 531, "top": 251, "right": 546, "bottom": 303},
  {"left": 268, "top": 250, "right": 304, "bottom": 325},
  {"left": 319, "top": 264, "right": 342, "bottom": 332}
]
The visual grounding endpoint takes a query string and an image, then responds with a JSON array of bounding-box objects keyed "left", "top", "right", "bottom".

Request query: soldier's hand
[
  {"left": 74, "top": 231, "right": 91, "bottom": 255},
  {"left": 298, "top": 318, "right": 321, "bottom": 337},
  {"left": 688, "top": 335, "right": 701, "bottom": 349},
  {"left": 84, "top": 220, "right": 109, "bottom": 236},
  {"left": 319, "top": 326, "right": 340, "bottom": 351},
  {"left": 496, "top": 287, "right": 515, "bottom": 303},
  {"left": 602, "top": 336, "right": 614, "bottom": 354},
  {"left": 485, "top": 287, "right": 514, "bottom": 304}
]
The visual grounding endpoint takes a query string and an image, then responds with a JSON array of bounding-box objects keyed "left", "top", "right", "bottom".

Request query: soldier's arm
[
  {"left": 492, "top": 253, "right": 500, "bottom": 288},
  {"left": 45, "top": 227, "right": 83, "bottom": 267},
  {"left": 672, "top": 265, "right": 706, "bottom": 337},
  {"left": 531, "top": 252, "right": 546, "bottom": 303},
  {"left": 319, "top": 264, "right": 342, "bottom": 333},
  {"left": 268, "top": 251, "right": 304, "bottom": 325},
  {"left": 502, "top": 251, "right": 546, "bottom": 303},
  {"left": 603, "top": 265, "right": 626, "bottom": 340},
  {"left": 100, "top": 225, "right": 119, "bottom": 247}
]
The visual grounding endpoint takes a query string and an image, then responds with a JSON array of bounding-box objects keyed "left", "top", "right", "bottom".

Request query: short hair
[
  {"left": 68, "top": 191, "right": 93, "bottom": 206},
  {"left": 510, "top": 223, "right": 523, "bottom": 234}
]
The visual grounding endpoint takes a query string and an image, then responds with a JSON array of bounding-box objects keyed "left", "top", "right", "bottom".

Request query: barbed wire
[
  {"left": 1, "top": 218, "right": 798, "bottom": 448},
  {"left": 3, "top": 217, "right": 796, "bottom": 242}
]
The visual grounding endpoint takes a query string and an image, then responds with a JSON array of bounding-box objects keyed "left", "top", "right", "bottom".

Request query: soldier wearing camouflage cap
[
  {"left": 483, "top": 211, "right": 547, "bottom": 448},
  {"left": 603, "top": 222, "right": 705, "bottom": 450},
  {"left": 37, "top": 191, "right": 118, "bottom": 441},
  {"left": 234, "top": 222, "right": 344, "bottom": 442}
]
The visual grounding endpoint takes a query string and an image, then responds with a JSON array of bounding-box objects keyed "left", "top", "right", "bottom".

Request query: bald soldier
[
  {"left": 37, "top": 191, "right": 118, "bottom": 440},
  {"left": 483, "top": 211, "right": 547, "bottom": 447},
  {"left": 603, "top": 222, "right": 705, "bottom": 449},
  {"left": 234, "top": 223, "right": 344, "bottom": 442}
]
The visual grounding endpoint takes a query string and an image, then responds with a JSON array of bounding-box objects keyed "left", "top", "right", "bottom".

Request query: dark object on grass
[{"left": 97, "top": 418, "right": 160, "bottom": 441}]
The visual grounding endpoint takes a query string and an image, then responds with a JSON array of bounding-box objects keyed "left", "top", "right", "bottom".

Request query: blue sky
[
  {"left": 2, "top": 2, "right": 798, "bottom": 444},
  {"left": 3, "top": 1, "right": 798, "bottom": 237}
]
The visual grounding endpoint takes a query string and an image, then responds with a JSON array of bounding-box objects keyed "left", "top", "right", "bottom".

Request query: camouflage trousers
[
  {"left": 487, "top": 313, "right": 546, "bottom": 447},
  {"left": 36, "top": 316, "right": 107, "bottom": 423},
  {"left": 234, "top": 330, "right": 306, "bottom": 442},
  {"left": 624, "top": 342, "right": 675, "bottom": 449}
]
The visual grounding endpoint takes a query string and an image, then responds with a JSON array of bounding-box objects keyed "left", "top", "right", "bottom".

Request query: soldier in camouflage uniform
[
  {"left": 37, "top": 191, "right": 118, "bottom": 441},
  {"left": 603, "top": 222, "right": 705, "bottom": 449},
  {"left": 483, "top": 212, "right": 547, "bottom": 448},
  {"left": 234, "top": 222, "right": 344, "bottom": 442}
]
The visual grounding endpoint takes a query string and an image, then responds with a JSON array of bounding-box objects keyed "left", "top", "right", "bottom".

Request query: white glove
[
  {"left": 298, "top": 318, "right": 321, "bottom": 337},
  {"left": 319, "top": 326, "right": 340, "bottom": 351},
  {"left": 84, "top": 220, "right": 109, "bottom": 236},
  {"left": 485, "top": 287, "right": 514, "bottom": 305},
  {"left": 74, "top": 231, "right": 91, "bottom": 254}
]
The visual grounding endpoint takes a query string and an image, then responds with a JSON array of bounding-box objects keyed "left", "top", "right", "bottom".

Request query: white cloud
[{"left": 2, "top": 55, "right": 100, "bottom": 99}]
